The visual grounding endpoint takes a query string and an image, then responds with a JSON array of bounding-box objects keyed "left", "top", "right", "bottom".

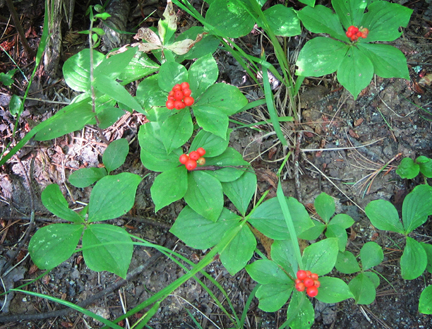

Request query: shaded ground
[{"left": 1, "top": 0, "right": 432, "bottom": 328}]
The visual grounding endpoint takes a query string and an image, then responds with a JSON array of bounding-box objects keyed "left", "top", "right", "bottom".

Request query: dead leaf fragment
[{"left": 354, "top": 118, "right": 363, "bottom": 127}]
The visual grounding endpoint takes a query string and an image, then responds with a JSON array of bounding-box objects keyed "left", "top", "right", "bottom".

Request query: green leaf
[
  {"left": 194, "top": 106, "right": 229, "bottom": 139},
  {"left": 400, "top": 237, "right": 427, "bottom": 280},
  {"left": 117, "top": 53, "right": 159, "bottom": 85},
  {"left": 160, "top": 110, "right": 193, "bottom": 154},
  {"left": 335, "top": 250, "right": 361, "bottom": 274},
  {"left": 88, "top": 173, "right": 142, "bottom": 222},
  {"left": 176, "top": 26, "right": 220, "bottom": 61},
  {"left": 295, "top": 38, "right": 348, "bottom": 77},
  {"left": 396, "top": 157, "right": 419, "bottom": 179},
  {"left": 287, "top": 291, "right": 314, "bottom": 329},
  {"left": 103, "top": 138, "right": 129, "bottom": 172},
  {"left": 41, "top": 184, "right": 84, "bottom": 223},
  {"left": 325, "top": 224, "right": 348, "bottom": 252},
  {"left": 188, "top": 53, "right": 218, "bottom": 99},
  {"left": 402, "top": 184, "right": 432, "bottom": 234},
  {"left": 316, "top": 276, "right": 354, "bottom": 303},
  {"left": 297, "top": 220, "right": 326, "bottom": 240},
  {"left": 222, "top": 169, "right": 257, "bottom": 215},
  {"left": 419, "top": 285, "right": 432, "bottom": 314},
  {"left": 97, "top": 107, "right": 125, "bottom": 129},
  {"left": 330, "top": 214, "right": 355, "bottom": 228},
  {"left": 9, "top": 94, "right": 22, "bottom": 116},
  {"left": 151, "top": 166, "right": 188, "bottom": 212},
  {"left": 220, "top": 225, "right": 256, "bottom": 275},
  {"left": 184, "top": 171, "right": 223, "bottom": 222},
  {"left": 297, "top": 5, "right": 347, "bottom": 41},
  {"left": 361, "top": 1, "right": 413, "bottom": 42},
  {"left": 93, "top": 74, "right": 143, "bottom": 113},
  {"left": 136, "top": 75, "right": 168, "bottom": 113},
  {"left": 246, "top": 260, "right": 291, "bottom": 285},
  {"left": 337, "top": 46, "right": 374, "bottom": 100},
  {"left": 262, "top": 5, "right": 301, "bottom": 37},
  {"left": 314, "top": 192, "right": 335, "bottom": 223},
  {"left": 360, "top": 241, "right": 383, "bottom": 270},
  {"left": 418, "top": 157, "right": 432, "bottom": 178},
  {"left": 138, "top": 122, "right": 182, "bottom": 172},
  {"left": 365, "top": 199, "right": 404, "bottom": 234},
  {"left": 34, "top": 99, "right": 96, "bottom": 141},
  {"left": 421, "top": 242, "right": 432, "bottom": 274},
  {"left": 271, "top": 239, "right": 298, "bottom": 277},
  {"left": 63, "top": 49, "right": 105, "bottom": 92},
  {"left": 248, "top": 197, "right": 314, "bottom": 240},
  {"left": 190, "top": 129, "right": 230, "bottom": 158},
  {"left": 332, "top": 0, "right": 369, "bottom": 29},
  {"left": 303, "top": 238, "right": 339, "bottom": 275},
  {"left": 158, "top": 61, "right": 188, "bottom": 92},
  {"left": 204, "top": 147, "right": 249, "bottom": 182},
  {"left": 255, "top": 283, "right": 292, "bottom": 312},
  {"left": 358, "top": 43, "right": 409, "bottom": 80},
  {"left": 82, "top": 224, "right": 132, "bottom": 278},
  {"left": 364, "top": 272, "right": 380, "bottom": 289},
  {"left": 205, "top": 0, "right": 255, "bottom": 38},
  {"left": 94, "top": 47, "right": 136, "bottom": 80},
  {"left": 29, "top": 224, "right": 83, "bottom": 269},
  {"left": 69, "top": 167, "right": 107, "bottom": 188},
  {"left": 170, "top": 206, "right": 240, "bottom": 249},
  {"left": 349, "top": 272, "right": 376, "bottom": 304}
]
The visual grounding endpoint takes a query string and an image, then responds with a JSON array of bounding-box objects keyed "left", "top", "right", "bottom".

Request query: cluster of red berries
[
  {"left": 346, "top": 26, "right": 369, "bottom": 42},
  {"left": 166, "top": 82, "right": 194, "bottom": 110},
  {"left": 295, "top": 270, "right": 320, "bottom": 297},
  {"left": 179, "top": 147, "right": 206, "bottom": 171}
]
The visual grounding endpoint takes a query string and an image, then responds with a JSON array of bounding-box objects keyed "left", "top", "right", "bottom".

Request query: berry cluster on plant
[
  {"left": 166, "top": 82, "right": 195, "bottom": 110},
  {"left": 345, "top": 26, "right": 369, "bottom": 42},
  {"left": 295, "top": 270, "right": 320, "bottom": 297},
  {"left": 179, "top": 147, "right": 206, "bottom": 170}
]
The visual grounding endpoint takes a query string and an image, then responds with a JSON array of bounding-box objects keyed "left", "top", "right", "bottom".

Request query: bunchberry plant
[{"left": 396, "top": 156, "right": 432, "bottom": 180}]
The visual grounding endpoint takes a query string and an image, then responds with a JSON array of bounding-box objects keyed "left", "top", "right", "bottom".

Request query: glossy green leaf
[
  {"left": 400, "top": 237, "right": 427, "bottom": 280},
  {"left": 364, "top": 271, "right": 380, "bottom": 289},
  {"left": 184, "top": 171, "right": 223, "bottom": 222},
  {"left": 316, "top": 276, "right": 354, "bottom": 303},
  {"left": 396, "top": 157, "right": 419, "bottom": 179},
  {"left": 190, "top": 129, "right": 230, "bottom": 158},
  {"left": 151, "top": 166, "right": 188, "bottom": 212},
  {"left": 297, "top": 220, "right": 326, "bottom": 240},
  {"left": 176, "top": 26, "right": 220, "bottom": 61},
  {"left": 246, "top": 259, "right": 291, "bottom": 285},
  {"left": 103, "top": 138, "right": 129, "bottom": 172},
  {"left": 287, "top": 291, "right": 314, "bottom": 329},
  {"left": 194, "top": 106, "right": 229, "bottom": 139},
  {"left": 271, "top": 239, "right": 298, "bottom": 278},
  {"left": 263, "top": 5, "right": 301, "bottom": 37},
  {"left": 160, "top": 110, "right": 193, "bottom": 154},
  {"left": 94, "top": 47, "right": 136, "bottom": 80},
  {"left": 330, "top": 214, "right": 355, "bottom": 228},
  {"left": 158, "top": 61, "right": 188, "bottom": 92},
  {"left": 69, "top": 167, "right": 107, "bottom": 188},
  {"left": 337, "top": 46, "right": 374, "bottom": 100},
  {"left": 220, "top": 225, "right": 256, "bottom": 275},
  {"left": 136, "top": 75, "right": 168, "bottom": 113},
  {"left": 117, "top": 53, "right": 159, "bottom": 85},
  {"left": 349, "top": 272, "right": 376, "bottom": 304},
  {"left": 255, "top": 283, "right": 292, "bottom": 312},
  {"left": 222, "top": 169, "right": 257, "bottom": 216},
  {"left": 335, "top": 251, "right": 361, "bottom": 274},
  {"left": 188, "top": 53, "right": 218, "bottom": 98},
  {"left": 170, "top": 207, "right": 240, "bottom": 249},
  {"left": 9, "top": 94, "right": 22, "bottom": 116},
  {"left": 41, "top": 184, "right": 84, "bottom": 223},
  {"left": 360, "top": 1, "right": 413, "bottom": 42},
  {"left": 29, "top": 224, "right": 83, "bottom": 269},
  {"left": 97, "top": 107, "right": 125, "bottom": 129},
  {"left": 82, "top": 224, "right": 133, "bottom": 278},
  {"left": 419, "top": 285, "right": 432, "bottom": 314},
  {"left": 402, "top": 184, "right": 432, "bottom": 234},
  {"left": 63, "top": 49, "right": 104, "bottom": 92},
  {"left": 360, "top": 242, "right": 383, "bottom": 270},
  {"left": 420, "top": 242, "right": 432, "bottom": 274},
  {"left": 204, "top": 147, "right": 250, "bottom": 182},
  {"left": 326, "top": 224, "right": 348, "bottom": 252},
  {"left": 314, "top": 192, "right": 335, "bottom": 223},
  {"left": 88, "top": 173, "right": 142, "bottom": 222},
  {"left": 332, "top": 0, "right": 369, "bottom": 29},
  {"left": 296, "top": 38, "right": 348, "bottom": 77},
  {"left": 34, "top": 99, "right": 96, "bottom": 141},
  {"left": 418, "top": 157, "right": 432, "bottom": 178},
  {"left": 303, "top": 238, "right": 338, "bottom": 275},
  {"left": 365, "top": 199, "right": 404, "bottom": 234}
]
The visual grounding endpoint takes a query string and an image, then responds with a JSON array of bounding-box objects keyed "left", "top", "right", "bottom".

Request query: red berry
[
  {"left": 168, "top": 90, "right": 175, "bottom": 97},
  {"left": 297, "top": 270, "right": 307, "bottom": 281},
  {"left": 295, "top": 279, "right": 302, "bottom": 284},
  {"left": 189, "top": 151, "right": 200, "bottom": 161},
  {"left": 174, "top": 101, "right": 185, "bottom": 110},
  {"left": 304, "top": 278, "right": 314, "bottom": 288},
  {"left": 196, "top": 147, "right": 206, "bottom": 156},
  {"left": 180, "top": 82, "right": 190, "bottom": 90},
  {"left": 306, "top": 286, "right": 318, "bottom": 297},
  {"left": 183, "top": 96, "right": 194, "bottom": 107},
  {"left": 179, "top": 154, "right": 189, "bottom": 164},
  {"left": 166, "top": 100, "right": 175, "bottom": 109},
  {"left": 311, "top": 273, "right": 319, "bottom": 280},
  {"left": 305, "top": 270, "right": 312, "bottom": 277},
  {"left": 167, "top": 96, "right": 175, "bottom": 102},
  {"left": 295, "top": 282, "right": 305, "bottom": 292},
  {"left": 174, "top": 90, "right": 184, "bottom": 101},
  {"left": 182, "top": 88, "right": 192, "bottom": 97},
  {"left": 172, "top": 84, "right": 181, "bottom": 91},
  {"left": 197, "top": 157, "right": 206, "bottom": 166},
  {"left": 185, "top": 159, "right": 197, "bottom": 171},
  {"left": 314, "top": 280, "right": 321, "bottom": 288}
]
